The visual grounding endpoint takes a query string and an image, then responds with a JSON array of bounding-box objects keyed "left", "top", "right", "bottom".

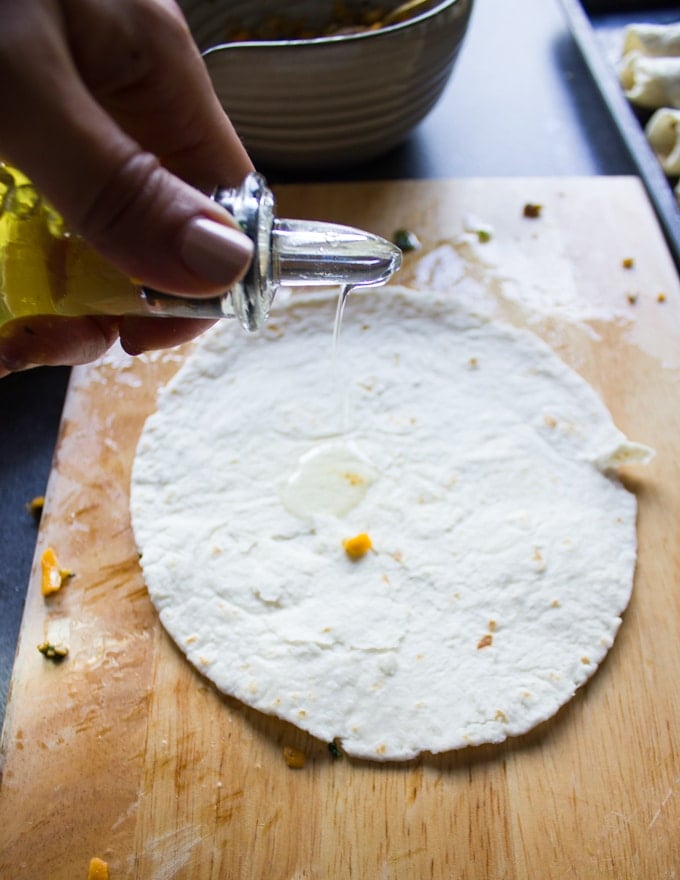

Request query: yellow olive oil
[{"left": 0, "top": 163, "right": 142, "bottom": 325}]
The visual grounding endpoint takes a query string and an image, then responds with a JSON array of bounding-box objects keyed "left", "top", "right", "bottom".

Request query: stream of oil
[
  {"left": 278, "top": 284, "right": 378, "bottom": 522},
  {"left": 331, "top": 284, "right": 353, "bottom": 432}
]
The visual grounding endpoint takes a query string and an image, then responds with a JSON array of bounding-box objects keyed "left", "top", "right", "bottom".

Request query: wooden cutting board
[{"left": 2, "top": 177, "right": 679, "bottom": 879}]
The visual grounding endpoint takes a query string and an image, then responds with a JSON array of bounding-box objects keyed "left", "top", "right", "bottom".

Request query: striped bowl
[{"left": 179, "top": 0, "right": 473, "bottom": 169}]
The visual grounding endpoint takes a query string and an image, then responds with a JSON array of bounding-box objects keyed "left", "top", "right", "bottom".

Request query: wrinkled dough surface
[{"left": 131, "top": 288, "right": 649, "bottom": 760}]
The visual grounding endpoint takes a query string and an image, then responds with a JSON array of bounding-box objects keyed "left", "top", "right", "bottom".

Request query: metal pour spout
[
  {"left": 271, "top": 219, "right": 402, "bottom": 290},
  {"left": 142, "top": 173, "right": 401, "bottom": 329},
  {"left": 212, "top": 173, "right": 402, "bottom": 331}
]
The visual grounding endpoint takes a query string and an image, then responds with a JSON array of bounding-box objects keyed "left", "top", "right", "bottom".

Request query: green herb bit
[
  {"left": 327, "top": 738, "right": 343, "bottom": 759},
  {"left": 393, "top": 229, "right": 421, "bottom": 253}
]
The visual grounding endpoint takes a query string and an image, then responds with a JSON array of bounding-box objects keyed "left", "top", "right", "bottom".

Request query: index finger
[{"left": 62, "top": 0, "right": 253, "bottom": 190}]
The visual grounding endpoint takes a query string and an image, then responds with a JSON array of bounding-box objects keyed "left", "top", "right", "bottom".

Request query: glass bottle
[{"left": 0, "top": 165, "right": 402, "bottom": 332}]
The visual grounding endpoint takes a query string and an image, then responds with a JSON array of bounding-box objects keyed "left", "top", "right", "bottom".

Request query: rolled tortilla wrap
[
  {"left": 623, "top": 23, "right": 680, "bottom": 58},
  {"left": 619, "top": 52, "right": 680, "bottom": 109},
  {"left": 645, "top": 107, "right": 680, "bottom": 175}
]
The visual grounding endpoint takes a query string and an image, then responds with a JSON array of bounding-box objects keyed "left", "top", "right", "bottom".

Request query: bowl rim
[{"left": 201, "top": 0, "right": 469, "bottom": 56}]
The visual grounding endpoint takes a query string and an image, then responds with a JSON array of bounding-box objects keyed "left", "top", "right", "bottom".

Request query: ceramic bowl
[{"left": 179, "top": 0, "right": 473, "bottom": 169}]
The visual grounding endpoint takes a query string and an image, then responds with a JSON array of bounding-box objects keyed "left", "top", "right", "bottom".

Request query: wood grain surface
[{"left": 1, "top": 178, "right": 679, "bottom": 879}]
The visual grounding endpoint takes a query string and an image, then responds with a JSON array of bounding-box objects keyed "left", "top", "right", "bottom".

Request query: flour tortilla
[{"left": 130, "top": 287, "right": 651, "bottom": 760}]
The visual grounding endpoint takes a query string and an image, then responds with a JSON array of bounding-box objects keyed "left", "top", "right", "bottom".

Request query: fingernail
[{"left": 180, "top": 217, "right": 254, "bottom": 286}]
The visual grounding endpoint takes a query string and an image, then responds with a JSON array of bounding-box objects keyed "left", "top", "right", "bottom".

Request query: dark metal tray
[{"left": 559, "top": 0, "right": 680, "bottom": 268}]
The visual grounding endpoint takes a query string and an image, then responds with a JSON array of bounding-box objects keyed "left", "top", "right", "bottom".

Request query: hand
[{"left": 0, "top": 0, "right": 255, "bottom": 376}]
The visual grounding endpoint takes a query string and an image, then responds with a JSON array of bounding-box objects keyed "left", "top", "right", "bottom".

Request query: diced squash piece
[
  {"left": 40, "top": 547, "right": 73, "bottom": 596},
  {"left": 342, "top": 533, "right": 373, "bottom": 560},
  {"left": 88, "top": 857, "right": 109, "bottom": 880}
]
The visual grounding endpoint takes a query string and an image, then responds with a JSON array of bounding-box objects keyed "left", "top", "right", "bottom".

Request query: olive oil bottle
[{"left": 0, "top": 163, "right": 402, "bottom": 332}]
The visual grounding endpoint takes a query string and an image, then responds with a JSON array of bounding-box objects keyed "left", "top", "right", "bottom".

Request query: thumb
[{"left": 0, "top": 2, "right": 254, "bottom": 298}]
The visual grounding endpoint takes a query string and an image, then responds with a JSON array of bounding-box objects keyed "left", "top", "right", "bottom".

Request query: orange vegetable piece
[
  {"left": 25, "top": 495, "right": 45, "bottom": 521},
  {"left": 87, "top": 857, "right": 109, "bottom": 880},
  {"left": 40, "top": 547, "right": 73, "bottom": 596}
]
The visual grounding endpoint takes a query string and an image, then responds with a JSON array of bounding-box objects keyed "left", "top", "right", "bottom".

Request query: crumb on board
[
  {"left": 342, "top": 533, "right": 373, "bottom": 560},
  {"left": 477, "top": 633, "right": 494, "bottom": 650},
  {"left": 87, "top": 857, "right": 110, "bottom": 880},
  {"left": 25, "top": 495, "right": 44, "bottom": 522},
  {"left": 40, "top": 547, "right": 74, "bottom": 597},
  {"left": 523, "top": 203, "right": 543, "bottom": 218},
  {"left": 657, "top": 292, "right": 667, "bottom": 303},
  {"left": 626, "top": 293, "right": 638, "bottom": 305},
  {"left": 37, "top": 642, "right": 69, "bottom": 661},
  {"left": 622, "top": 257, "right": 635, "bottom": 269},
  {"left": 283, "top": 745, "right": 306, "bottom": 769}
]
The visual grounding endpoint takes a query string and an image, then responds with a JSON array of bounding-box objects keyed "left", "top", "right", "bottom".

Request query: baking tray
[{"left": 559, "top": 0, "right": 680, "bottom": 269}]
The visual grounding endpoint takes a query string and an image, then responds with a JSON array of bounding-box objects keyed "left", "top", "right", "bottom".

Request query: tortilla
[{"left": 130, "top": 287, "right": 651, "bottom": 760}]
